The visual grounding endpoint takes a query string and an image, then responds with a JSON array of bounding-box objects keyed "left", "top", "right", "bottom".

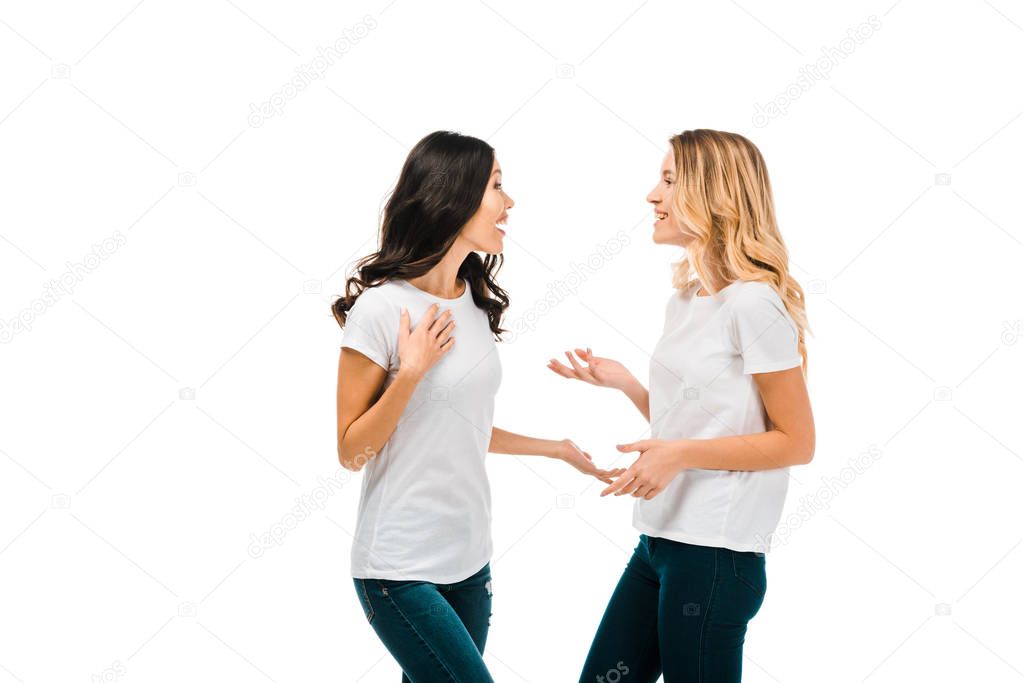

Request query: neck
[{"left": 407, "top": 244, "right": 472, "bottom": 298}]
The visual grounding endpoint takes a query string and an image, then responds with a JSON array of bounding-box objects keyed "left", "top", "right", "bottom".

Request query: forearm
[
  {"left": 488, "top": 426, "right": 561, "bottom": 457},
  {"left": 675, "top": 429, "right": 813, "bottom": 471},
  {"left": 339, "top": 369, "right": 422, "bottom": 470},
  {"left": 621, "top": 376, "right": 650, "bottom": 422}
]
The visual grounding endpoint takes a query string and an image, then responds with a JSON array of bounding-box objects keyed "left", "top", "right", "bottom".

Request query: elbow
[
  {"left": 796, "top": 431, "right": 815, "bottom": 465},
  {"left": 779, "top": 427, "right": 814, "bottom": 466},
  {"left": 339, "top": 454, "right": 362, "bottom": 472},
  {"left": 338, "top": 440, "right": 377, "bottom": 472},
  {"left": 337, "top": 440, "right": 362, "bottom": 473},
  {"left": 338, "top": 451, "right": 365, "bottom": 473}
]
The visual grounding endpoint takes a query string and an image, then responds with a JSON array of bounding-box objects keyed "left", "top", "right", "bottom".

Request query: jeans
[
  {"left": 353, "top": 563, "right": 494, "bottom": 682},
  {"left": 579, "top": 535, "right": 767, "bottom": 683}
]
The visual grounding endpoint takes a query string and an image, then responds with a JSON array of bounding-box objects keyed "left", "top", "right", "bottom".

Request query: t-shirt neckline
[
  {"left": 693, "top": 280, "right": 740, "bottom": 300},
  {"left": 397, "top": 277, "right": 471, "bottom": 303}
]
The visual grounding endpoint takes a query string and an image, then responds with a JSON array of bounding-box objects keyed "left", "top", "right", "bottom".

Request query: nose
[
  {"left": 646, "top": 188, "right": 658, "bottom": 205},
  {"left": 506, "top": 193, "right": 515, "bottom": 209}
]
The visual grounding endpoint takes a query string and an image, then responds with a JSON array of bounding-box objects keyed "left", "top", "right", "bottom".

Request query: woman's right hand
[
  {"left": 397, "top": 303, "right": 455, "bottom": 380},
  {"left": 547, "top": 347, "right": 634, "bottom": 392}
]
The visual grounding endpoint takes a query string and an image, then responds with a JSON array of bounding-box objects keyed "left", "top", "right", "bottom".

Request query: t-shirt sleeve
[
  {"left": 728, "top": 285, "right": 802, "bottom": 374},
  {"left": 340, "top": 288, "right": 397, "bottom": 372}
]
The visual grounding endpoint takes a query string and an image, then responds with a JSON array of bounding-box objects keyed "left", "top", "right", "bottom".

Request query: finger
[
  {"left": 583, "top": 451, "right": 593, "bottom": 462},
  {"left": 547, "top": 359, "right": 576, "bottom": 379},
  {"left": 564, "top": 350, "right": 586, "bottom": 373},
  {"left": 574, "top": 347, "right": 591, "bottom": 360},
  {"left": 439, "top": 335, "right": 455, "bottom": 351},
  {"left": 632, "top": 484, "right": 652, "bottom": 498},
  {"left": 399, "top": 308, "right": 410, "bottom": 336},
  {"left": 428, "top": 307, "right": 450, "bottom": 332},
  {"left": 564, "top": 351, "right": 595, "bottom": 382},
  {"left": 615, "top": 477, "right": 643, "bottom": 497},
  {"left": 616, "top": 441, "right": 648, "bottom": 453},
  {"left": 436, "top": 320, "right": 455, "bottom": 344},
  {"left": 643, "top": 487, "right": 662, "bottom": 501},
  {"left": 601, "top": 469, "right": 634, "bottom": 496}
]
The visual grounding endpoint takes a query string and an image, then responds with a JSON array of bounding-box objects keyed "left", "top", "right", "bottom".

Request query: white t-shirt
[
  {"left": 340, "top": 278, "right": 501, "bottom": 583},
  {"left": 633, "top": 279, "right": 803, "bottom": 554}
]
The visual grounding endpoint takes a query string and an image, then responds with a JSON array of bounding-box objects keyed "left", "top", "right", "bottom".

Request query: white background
[{"left": 1, "top": 0, "right": 1022, "bottom": 681}]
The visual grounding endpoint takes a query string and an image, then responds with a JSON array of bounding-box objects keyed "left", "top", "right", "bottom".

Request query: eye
[
  {"left": 495, "top": 182, "right": 503, "bottom": 190},
  {"left": 664, "top": 177, "right": 674, "bottom": 186}
]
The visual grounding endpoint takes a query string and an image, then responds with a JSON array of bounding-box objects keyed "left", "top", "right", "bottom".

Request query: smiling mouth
[
  {"left": 497, "top": 215, "right": 508, "bottom": 235},
  {"left": 654, "top": 211, "right": 668, "bottom": 222}
]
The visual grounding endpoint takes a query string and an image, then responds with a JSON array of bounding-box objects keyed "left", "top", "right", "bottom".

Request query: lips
[
  {"left": 654, "top": 210, "right": 668, "bottom": 221},
  {"left": 497, "top": 214, "right": 508, "bottom": 235}
]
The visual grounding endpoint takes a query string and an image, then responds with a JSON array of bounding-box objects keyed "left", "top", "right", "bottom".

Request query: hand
[
  {"left": 601, "top": 439, "right": 685, "bottom": 500},
  {"left": 555, "top": 439, "right": 626, "bottom": 484},
  {"left": 397, "top": 303, "right": 455, "bottom": 380},
  {"left": 547, "top": 347, "right": 635, "bottom": 392}
]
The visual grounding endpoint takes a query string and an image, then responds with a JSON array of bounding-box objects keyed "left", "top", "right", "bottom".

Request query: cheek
[{"left": 485, "top": 191, "right": 504, "bottom": 218}]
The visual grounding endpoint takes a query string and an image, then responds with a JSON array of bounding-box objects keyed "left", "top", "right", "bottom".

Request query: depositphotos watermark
[
  {"left": 247, "top": 15, "right": 378, "bottom": 128},
  {"left": 504, "top": 230, "right": 631, "bottom": 342},
  {"left": 752, "top": 15, "right": 882, "bottom": 128},
  {"left": 1, "top": 230, "right": 127, "bottom": 344},
  {"left": 756, "top": 444, "right": 883, "bottom": 550},
  {"left": 247, "top": 447, "right": 376, "bottom": 558}
]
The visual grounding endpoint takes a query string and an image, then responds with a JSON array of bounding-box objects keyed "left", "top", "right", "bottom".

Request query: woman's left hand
[
  {"left": 555, "top": 439, "right": 626, "bottom": 484},
  {"left": 601, "top": 439, "right": 685, "bottom": 499}
]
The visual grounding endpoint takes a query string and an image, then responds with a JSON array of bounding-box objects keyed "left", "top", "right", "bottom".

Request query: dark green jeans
[
  {"left": 579, "top": 534, "right": 767, "bottom": 682},
  {"left": 354, "top": 563, "right": 494, "bottom": 682}
]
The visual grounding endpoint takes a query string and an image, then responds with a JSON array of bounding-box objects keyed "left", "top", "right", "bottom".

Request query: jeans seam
[
  {"left": 357, "top": 579, "right": 375, "bottom": 624},
  {"left": 381, "top": 586, "right": 458, "bottom": 681},
  {"left": 698, "top": 550, "right": 720, "bottom": 683},
  {"left": 732, "top": 554, "right": 766, "bottom": 598}
]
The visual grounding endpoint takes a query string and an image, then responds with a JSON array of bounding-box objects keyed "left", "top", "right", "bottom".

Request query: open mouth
[
  {"left": 497, "top": 215, "right": 508, "bottom": 235},
  {"left": 654, "top": 211, "right": 668, "bottom": 223}
]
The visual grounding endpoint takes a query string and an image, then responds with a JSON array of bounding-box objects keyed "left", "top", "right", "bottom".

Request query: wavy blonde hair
[{"left": 669, "top": 129, "right": 810, "bottom": 373}]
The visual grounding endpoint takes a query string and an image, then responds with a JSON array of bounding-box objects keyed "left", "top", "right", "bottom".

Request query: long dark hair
[{"left": 331, "top": 131, "right": 510, "bottom": 338}]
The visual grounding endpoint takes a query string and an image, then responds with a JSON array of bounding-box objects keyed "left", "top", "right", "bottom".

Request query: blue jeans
[
  {"left": 579, "top": 535, "right": 767, "bottom": 683},
  {"left": 353, "top": 563, "right": 494, "bottom": 682}
]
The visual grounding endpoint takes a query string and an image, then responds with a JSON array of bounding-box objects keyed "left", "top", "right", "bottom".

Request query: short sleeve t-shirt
[
  {"left": 341, "top": 278, "right": 502, "bottom": 582},
  {"left": 633, "top": 280, "right": 803, "bottom": 554}
]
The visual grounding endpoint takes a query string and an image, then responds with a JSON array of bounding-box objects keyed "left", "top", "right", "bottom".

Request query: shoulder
[
  {"left": 724, "top": 280, "right": 796, "bottom": 330},
  {"left": 667, "top": 280, "right": 698, "bottom": 308},
  {"left": 347, "top": 282, "right": 402, "bottom": 323},
  {"left": 725, "top": 280, "right": 784, "bottom": 311}
]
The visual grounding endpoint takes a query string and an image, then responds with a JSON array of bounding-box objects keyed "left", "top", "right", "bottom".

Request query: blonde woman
[{"left": 548, "top": 130, "right": 815, "bottom": 682}]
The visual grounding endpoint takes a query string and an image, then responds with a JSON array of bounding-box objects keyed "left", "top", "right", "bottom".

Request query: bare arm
[
  {"left": 604, "top": 365, "right": 815, "bottom": 498},
  {"left": 489, "top": 426, "right": 623, "bottom": 484},
  {"left": 620, "top": 375, "right": 650, "bottom": 423},
  {"left": 664, "top": 366, "right": 814, "bottom": 470},
  {"left": 337, "top": 304, "right": 454, "bottom": 472},
  {"left": 488, "top": 426, "right": 563, "bottom": 457},
  {"left": 336, "top": 350, "right": 421, "bottom": 471}
]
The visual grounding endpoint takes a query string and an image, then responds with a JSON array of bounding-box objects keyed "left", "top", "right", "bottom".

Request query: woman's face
[
  {"left": 646, "top": 148, "right": 692, "bottom": 247},
  {"left": 459, "top": 158, "right": 514, "bottom": 254}
]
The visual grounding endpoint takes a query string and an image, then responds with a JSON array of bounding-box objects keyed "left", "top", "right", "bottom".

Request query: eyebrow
[{"left": 492, "top": 169, "right": 502, "bottom": 176}]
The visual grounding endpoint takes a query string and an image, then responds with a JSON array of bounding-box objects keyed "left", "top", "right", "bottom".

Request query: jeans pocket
[
  {"left": 354, "top": 579, "right": 375, "bottom": 625},
  {"left": 731, "top": 551, "right": 767, "bottom": 600}
]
